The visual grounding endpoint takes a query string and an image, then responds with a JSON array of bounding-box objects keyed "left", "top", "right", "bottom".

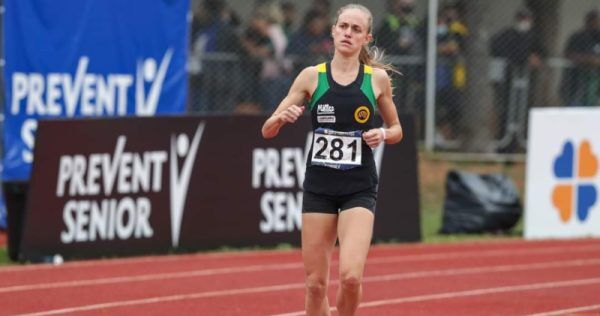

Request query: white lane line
[
  {"left": 18, "top": 283, "right": 307, "bottom": 316},
  {"left": 3, "top": 244, "right": 600, "bottom": 294},
  {"left": 16, "top": 258, "right": 600, "bottom": 315},
  {"left": 0, "top": 262, "right": 303, "bottom": 294},
  {"left": 366, "top": 244, "right": 600, "bottom": 264},
  {"left": 3, "top": 242, "right": 600, "bottom": 277},
  {"left": 275, "top": 278, "right": 600, "bottom": 316},
  {"left": 361, "top": 258, "right": 600, "bottom": 284},
  {"left": 528, "top": 303, "right": 600, "bottom": 316},
  {"left": 3, "top": 240, "right": 599, "bottom": 273},
  {"left": 359, "top": 278, "right": 600, "bottom": 309}
]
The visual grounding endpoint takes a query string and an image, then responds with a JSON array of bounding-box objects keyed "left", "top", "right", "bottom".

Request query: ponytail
[{"left": 359, "top": 45, "right": 401, "bottom": 76}]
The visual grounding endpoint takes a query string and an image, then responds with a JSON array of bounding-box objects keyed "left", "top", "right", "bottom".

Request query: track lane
[
  {"left": 3, "top": 238, "right": 598, "bottom": 275},
  {"left": 355, "top": 280, "right": 600, "bottom": 316},
  {"left": 53, "top": 262, "right": 600, "bottom": 316},
  {"left": 11, "top": 246, "right": 600, "bottom": 315},
  {"left": 3, "top": 241, "right": 600, "bottom": 289}
]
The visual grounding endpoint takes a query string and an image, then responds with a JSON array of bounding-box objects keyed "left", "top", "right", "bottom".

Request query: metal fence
[{"left": 188, "top": 0, "right": 600, "bottom": 156}]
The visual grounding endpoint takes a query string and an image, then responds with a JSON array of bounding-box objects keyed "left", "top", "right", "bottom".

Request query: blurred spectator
[
  {"left": 286, "top": 10, "right": 332, "bottom": 72},
  {"left": 239, "top": 12, "right": 274, "bottom": 112},
  {"left": 189, "top": 0, "right": 241, "bottom": 112},
  {"left": 490, "top": 7, "right": 544, "bottom": 141},
  {"left": 561, "top": 10, "right": 600, "bottom": 107},
  {"left": 308, "top": 0, "right": 332, "bottom": 19},
  {"left": 375, "top": 0, "right": 422, "bottom": 56},
  {"left": 256, "top": 1, "right": 293, "bottom": 112},
  {"left": 432, "top": 3, "right": 468, "bottom": 146},
  {"left": 375, "top": 0, "right": 423, "bottom": 124},
  {"left": 281, "top": 2, "right": 298, "bottom": 37}
]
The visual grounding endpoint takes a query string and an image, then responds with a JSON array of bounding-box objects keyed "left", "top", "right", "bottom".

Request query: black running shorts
[{"left": 302, "top": 187, "right": 377, "bottom": 214}]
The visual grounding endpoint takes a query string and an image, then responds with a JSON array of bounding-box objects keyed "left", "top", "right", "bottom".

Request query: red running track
[{"left": 1, "top": 238, "right": 600, "bottom": 315}]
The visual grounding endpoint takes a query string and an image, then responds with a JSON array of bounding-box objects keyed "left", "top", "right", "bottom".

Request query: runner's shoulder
[
  {"left": 297, "top": 66, "right": 319, "bottom": 82},
  {"left": 293, "top": 66, "right": 320, "bottom": 93},
  {"left": 371, "top": 67, "right": 391, "bottom": 85}
]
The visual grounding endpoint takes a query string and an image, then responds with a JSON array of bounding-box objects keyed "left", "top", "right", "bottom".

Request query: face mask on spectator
[
  {"left": 437, "top": 24, "right": 448, "bottom": 36},
  {"left": 515, "top": 20, "right": 532, "bottom": 33}
]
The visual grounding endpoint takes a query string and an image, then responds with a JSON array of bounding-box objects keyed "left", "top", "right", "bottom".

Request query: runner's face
[{"left": 332, "top": 8, "right": 372, "bottom": 55}]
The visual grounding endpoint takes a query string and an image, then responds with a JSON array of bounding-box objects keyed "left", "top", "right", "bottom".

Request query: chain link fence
[
  {"left": 188, "top": 0, "right": 600, "bottom": 156},
  {"left": 0, "top": 1, "right": 597, "bottom": 157}
]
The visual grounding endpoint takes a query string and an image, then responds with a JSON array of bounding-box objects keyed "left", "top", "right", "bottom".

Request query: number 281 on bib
[{"left": 310, "top": 129, "right": 362, "bottom": 170}]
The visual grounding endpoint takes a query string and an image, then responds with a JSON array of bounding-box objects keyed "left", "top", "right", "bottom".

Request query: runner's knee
[
  {"left": 339, "top": 272, "right": 361, "bottom": 292},
  {"left": 305, "top": 275, "right": 328, "bottom": 298}
]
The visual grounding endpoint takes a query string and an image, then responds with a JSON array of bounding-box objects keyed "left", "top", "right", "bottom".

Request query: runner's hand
[
  {"left": 277, "top": 105, "right": 305, "bottom": 124},
  {"left": 363, "top": 128, "right": 384, "bottom": 148}
]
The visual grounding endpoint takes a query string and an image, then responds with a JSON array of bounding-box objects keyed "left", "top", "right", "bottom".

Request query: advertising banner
[
  {"left": 525, "top": 108, "right": 600, "bottom": 239},
  {"left": 3, "top": 0, "right": 189, "bottom": 181},
  {"left": 21, "top": 115, "right": 420, "bottom": 260}
]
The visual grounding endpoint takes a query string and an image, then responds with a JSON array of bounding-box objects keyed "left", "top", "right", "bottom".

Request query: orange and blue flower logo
[{"left": 552, "top": 140, "right": 598, "bottom": 223}]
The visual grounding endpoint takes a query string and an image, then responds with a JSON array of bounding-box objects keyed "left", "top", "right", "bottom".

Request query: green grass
[
  {"left": 0, "top": 248, "right": 10, "bottom": 265},
  {"left": 421, "top": 210, "right": 524, "bottom": 243},
  {"left": 418, "top": 152, "right": 526, "bottom": 243}
]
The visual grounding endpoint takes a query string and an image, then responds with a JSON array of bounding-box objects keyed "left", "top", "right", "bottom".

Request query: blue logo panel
[{"left": 3, "top": 0, "right": 189, "bottom": 181}]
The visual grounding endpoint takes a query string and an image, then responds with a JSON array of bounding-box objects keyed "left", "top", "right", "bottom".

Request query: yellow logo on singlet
[{"left": 354, "top": 106, "right": 370, "bottom": 124}]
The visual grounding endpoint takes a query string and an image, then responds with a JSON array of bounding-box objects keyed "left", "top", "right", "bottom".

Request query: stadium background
[
  {"left": 186, "top": 0, "right": 599, "bottom": 155},
  {"left": 1, "top": 2, "right": 600, "bottom": 314},
  {"left": 0, "top": 0, "right": 599, "bottom": 252}
]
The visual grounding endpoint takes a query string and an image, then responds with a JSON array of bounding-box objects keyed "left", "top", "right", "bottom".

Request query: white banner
[{"left": 525, "top": 108, "right": 600, "bottom": 239}]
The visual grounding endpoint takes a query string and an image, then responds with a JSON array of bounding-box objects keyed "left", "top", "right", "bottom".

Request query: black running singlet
[{"left": 303, "top": 62, "right": 378, "bottom": 195}]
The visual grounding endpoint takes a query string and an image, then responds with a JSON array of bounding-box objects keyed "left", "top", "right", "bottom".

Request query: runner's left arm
[{"left": 363, "top": 68, "right": 403, "bottom": 148}]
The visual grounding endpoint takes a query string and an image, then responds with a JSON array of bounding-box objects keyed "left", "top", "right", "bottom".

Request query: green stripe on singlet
[
  {"left": 309, "top": 63, "right": 330, "bottom": 110},
  {"left": 360, "top": 65, "right": 377, "bottom": 109}
]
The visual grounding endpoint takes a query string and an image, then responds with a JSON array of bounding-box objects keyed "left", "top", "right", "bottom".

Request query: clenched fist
[
  {"left": 277, "top": 105, "right": 305, "bottom": 124},
  {"left": 362, "top": 128, "right": 385, "bottom": 148}
]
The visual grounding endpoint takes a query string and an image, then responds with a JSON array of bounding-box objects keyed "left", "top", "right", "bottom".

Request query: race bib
[{"left": 310, "top": 128, "right": 362, "bottom": 170}]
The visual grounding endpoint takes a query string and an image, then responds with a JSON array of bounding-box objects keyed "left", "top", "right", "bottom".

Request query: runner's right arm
[{"left": 261, "top": 67, "right": 317, "bottom": 139}]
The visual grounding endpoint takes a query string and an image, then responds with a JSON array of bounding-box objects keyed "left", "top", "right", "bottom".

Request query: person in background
[
  {"left": 490, "top": 7, "right": 544, "bottom": 143},
  {"left": 257, "top": 1, "right": 293, "bottom": 112},
  {"left": 308, "top": 0, "right": 332, "bottom": 19},
  {"left": 375, "top": 0, "right": 423, "bottom": 134},
  {"left": 286, "top": 10, "right": 333, "bottom": 73},
  {"left": 375, "top": 0, "right": 421, "bottom": 56},
  {"left": 432, "top": 3, "right": 468, "bottom": 148},
  {"left": 189, "top": 0, "right": 240, "bottom": 113},
  {"left": 281, "top": 1, "right": 298, "bottom": 37},
  {"left": 238, "top": 12, "right": 274, "bottom": 113},
  {"left": 562, "top": 10, "right": 600, "bottom": 107}
]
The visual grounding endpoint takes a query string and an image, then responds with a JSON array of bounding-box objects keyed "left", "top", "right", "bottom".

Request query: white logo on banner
[
  {"left": 57, "top": 122, "right": 204, "bottom": 246},
  {"left": 136, "top": 49, "right": 173, "bottom": 116},
  {"left": 57, "top": 137, "right": 165, "bottom": 244},
  {"left": 169, "top": 123, "right": 205, "bottom": 247},
  {"left": 11, "top": 49, "right": 174, "bottom": 163},
  {"left": 251, "top": 133, "right": 312, "bottom": 234}
]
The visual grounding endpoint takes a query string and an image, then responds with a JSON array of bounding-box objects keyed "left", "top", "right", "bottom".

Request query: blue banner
[{"left": 3, "top": 0, "right": 189, "bottom": 181}]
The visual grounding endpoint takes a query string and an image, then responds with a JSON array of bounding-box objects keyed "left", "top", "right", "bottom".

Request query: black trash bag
[{"left": 440, "top": 170, "right": 522, "bottom": 234}]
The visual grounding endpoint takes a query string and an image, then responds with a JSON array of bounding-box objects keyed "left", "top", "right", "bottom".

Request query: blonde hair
[{"left": 334, "top": 4, "right": 401, "bottom": 75}]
